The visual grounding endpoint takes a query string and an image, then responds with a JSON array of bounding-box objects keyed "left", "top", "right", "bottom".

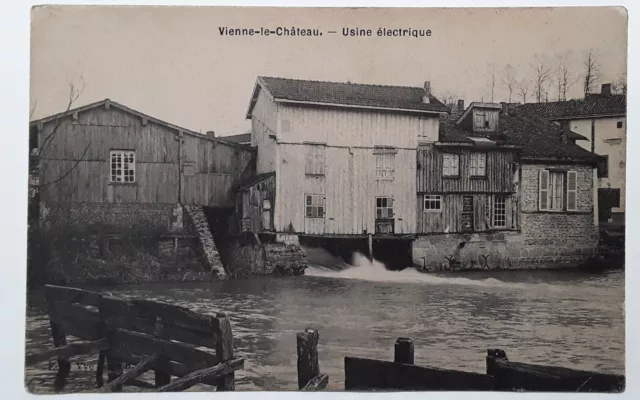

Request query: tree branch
[{"left": 33, "top": 142, "right": 90, "bottom": 189}]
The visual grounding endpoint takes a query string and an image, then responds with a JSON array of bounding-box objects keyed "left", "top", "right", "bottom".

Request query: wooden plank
[
  {"left": 110, "top": 329, "right": 219, "bottom": 368},
  {"left": 49, "top": 319, "right": 71, "bottom": 391},
  {"left": 214, "top": 312, "right": 235, "bottom": 391},
  {"left": 100, "top": 297, "right": 217, "bottom": 336},
  {"left": 49, "top": 301, "right": 104, "bottom": 340},
  {"left": 100, "top": 300, "right": 218, "bottom": 349},
  {"left": 101, "top": 353, "right": 161, "bottom": 392},
  {"left": 25, "top": 338, "right": 109, "bottom": 365},
  {"left": 394, "top": 338, "right": 414, "bottom": 365},
  {"left": 492, "top": 359, "right": 624, "bottom": 392},
  {"left": 96, "top": 350, "right": 106, "bottom": 388},
  {"left": 302, "top": 374, "right": 329, "bottom": 391},
  {"left": 344, "top": 357, "right": 494, "bottom": 391},
  {"left": 297, "top": 328, "right": 320, "bottom": 390},
  {"left": 486, "top": 349, "right": 623, "bottom": 392},
  {"left": 156, "top": 358, "right": 244, "bottom": 392},
  {"left": 44, "top": 284, "right": 102, "bottom": 307}
]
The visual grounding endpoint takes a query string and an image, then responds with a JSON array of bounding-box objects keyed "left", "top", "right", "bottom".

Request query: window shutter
[
  {"left": 567, "top": 170, "right": 578, "bottom": 211},
  {"left": 539, "top": 169, "right": 549, "bottom": 210}
]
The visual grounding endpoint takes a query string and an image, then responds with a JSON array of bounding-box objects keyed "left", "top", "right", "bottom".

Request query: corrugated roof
[
  {"left": 255, "top": 76, "right": 450, "bottom": 114},
  {"left": 516, "top": 94, "right": 626, "bottom": 120}
]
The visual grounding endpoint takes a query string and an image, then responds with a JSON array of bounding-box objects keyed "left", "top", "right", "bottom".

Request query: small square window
[
  {"left": 617, "top": 121, "right": 623, "bottom": 129},
  {"left": 424, "top": 195, "right": 442, "bottom": 212}
]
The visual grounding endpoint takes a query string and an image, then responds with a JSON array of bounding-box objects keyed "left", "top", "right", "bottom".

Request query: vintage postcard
[{"left": 25, "top": 5, "right": 626, "bottom": 393}]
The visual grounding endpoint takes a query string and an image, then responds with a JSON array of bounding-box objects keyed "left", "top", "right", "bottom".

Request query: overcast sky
[{"left": 30, "top": 6, "right": 627, "bottom": 136}]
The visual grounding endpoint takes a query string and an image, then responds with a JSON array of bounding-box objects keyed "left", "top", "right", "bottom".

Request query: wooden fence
[
  {"left": 26, "top": 285, "right": 244, "bottom": 392},
  {"left": 344, "top": 338, "right": 624, "bottom": 392}
]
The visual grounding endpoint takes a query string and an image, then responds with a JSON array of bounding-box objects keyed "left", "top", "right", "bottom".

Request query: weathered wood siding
[
  {"left": 239, "top": 175, "right": 276, "bottom": 232},
  {"left": 417, "top": 194, "right": 517, "bottom": 234},
  {"left": 39, "top": 105, "right": 255, "bottom": 207},
  {"left": 275, "top": 145, "right": 417, "bottom": 235},
  {"left": 277, "top": 104, "right": 439, "bottom": 147},
  {"left": 251, "top": 89, "right": 278, "bottom": 173},
  {"left": 268, "top": 103, "right": 439, "bottom": 235},
  {"left": 181, "top": 134, "right": 255, "bottom": 206},
  {"left": 417, "top": 145, "right": 517, "bottom": 193}
]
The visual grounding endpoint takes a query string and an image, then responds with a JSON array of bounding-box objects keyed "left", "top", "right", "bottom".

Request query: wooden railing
[
  {"left": 344, "top": 338, "right": 624, "bottom": 392},
  {"left": 26, "top": 285, "right": 244, "bottom": 392}
]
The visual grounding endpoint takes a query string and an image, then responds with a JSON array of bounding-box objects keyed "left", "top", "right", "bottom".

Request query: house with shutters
[
  {"left": 517, "top": 84, "right": 626, "bottom": 226},
  {"left": 413, "top": 102, "right": 601, "bottom": 270}
]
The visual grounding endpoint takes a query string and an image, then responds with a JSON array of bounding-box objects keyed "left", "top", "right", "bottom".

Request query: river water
[{"left": 25, "top": 252, "right": 624, "bottom": 392}]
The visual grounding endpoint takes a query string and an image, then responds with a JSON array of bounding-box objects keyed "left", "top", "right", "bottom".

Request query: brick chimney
[
  {"left": 601, "top": 83, "right": 612, "bottom": 96},
  {"left": 206, "top": 130, "right": 216, "bottom": 138},
  {"left": 457, "top": 99, "right": 465, "bottom": 113},
  {"left": 422, "top": 81, "right": 431, "bottom": 104}
]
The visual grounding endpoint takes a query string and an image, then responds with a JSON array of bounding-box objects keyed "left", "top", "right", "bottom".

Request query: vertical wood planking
[{"left": 215, "top": 312, "right": 235, "bottom": 391}]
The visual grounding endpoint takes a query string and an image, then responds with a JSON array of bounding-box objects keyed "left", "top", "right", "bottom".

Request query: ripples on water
[{"left": 25, "top": 248, "right": 624, "bottom": 392}]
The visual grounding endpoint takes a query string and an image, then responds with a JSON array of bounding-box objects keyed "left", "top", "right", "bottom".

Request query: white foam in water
[{"left": 304, "top": 249, "right": 595, "bottom": 293}]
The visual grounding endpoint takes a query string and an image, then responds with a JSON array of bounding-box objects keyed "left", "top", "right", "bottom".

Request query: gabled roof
[
  {"left": 439, "top": 110, "right": 600, "bottom": 163},
  {"left": 455, "top": 102, "right": 502, "bottom": 125},
  {"left": 30, "top": 98, "right": 253, "bottom": 150},
  {"left": 516, "top": 94, "right": 626, "bottom": 120},
  {"left": 246, "top": 76, "right": 449, "bottom": 119}
]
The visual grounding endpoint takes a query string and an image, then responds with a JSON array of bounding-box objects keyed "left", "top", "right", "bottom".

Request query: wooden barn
[
  {"left": 31, "top": 99, "right": 255, "bottom": 234},
  {"left": 240, "top": 76, "right": 449, "bottom": 242}
]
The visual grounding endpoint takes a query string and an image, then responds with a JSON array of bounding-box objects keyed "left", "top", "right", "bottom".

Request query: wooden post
[
  {"left": 368, "top": 234, "right": 373, "bottom": 261},
  {"left": 106, "top": 353, "right": 123, "bottom": 383},
  {"left": 297, "top": 328, "right": 320, "bottom": 390},
  {"left": 486, "top": 348, "right": 508, "bottom": 377},
  {"left": 215, "top": 312, "right": 235, "bottom": 391},
  {"left": 394, "top": 337, "right": 414, "bottom": 365},
  {"left": 96, "top": 350, "right": 106, "bottom": 388},
  {"left": 49, "top": 320, "right": 71, "bottom": 391}
]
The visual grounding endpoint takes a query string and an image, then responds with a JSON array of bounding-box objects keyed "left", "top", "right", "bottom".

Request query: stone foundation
[
  {"left": 224, "top": 235, "right": 308, "bottom": 276},
  {"left": 412, "top": 230, "right": 597, "bottom": 272},
  {"left": 40, "top": 202, "right": 186, "bottom": 234},
  {"left": 184, "top": 205, "right": 226, "bottom": 278}
]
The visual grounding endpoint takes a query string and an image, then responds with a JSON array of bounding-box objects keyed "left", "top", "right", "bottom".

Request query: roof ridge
[{"left": 259, "top": 75, "right": 425, "bottom": 90}]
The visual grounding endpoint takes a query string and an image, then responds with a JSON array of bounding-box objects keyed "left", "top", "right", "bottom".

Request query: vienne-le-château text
[{"left": 218, "top": 26, "right": 432, "bottom": 38}]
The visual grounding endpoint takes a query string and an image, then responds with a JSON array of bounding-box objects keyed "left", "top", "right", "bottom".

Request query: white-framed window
[
  {"left": 305, "top": 194, "right": 325, "bottom": 218},
  {"left": 110, "top": 150, "right": 136, "bottom": 183},
  {"left": 375, "top": 150, "right": 395, "bottom": 180},
  {"left": 469, "top": 153, "right": 486, "bottom": 176},
  {"left": 376, "top": 197, "right": 394, "bottom": 219},
  {"left": 493, "top": 196, "right": 507, "bottom": 228},
  {"left": 305, "top": 144, "right": 326, "bottom": 176},
  {"left": 423, "top": 195, "right": 442, "bottom": 212},
  {"left": 443, "top": 153, "right": 459, "bottom": 177},
  {"left": 539, "top": 169, "right": 575, "bottom": 211}
]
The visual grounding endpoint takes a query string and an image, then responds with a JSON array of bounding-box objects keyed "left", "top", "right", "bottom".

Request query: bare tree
[
  {"left": 582, "top": 49, "right": 600, "bottom": 97},
  {"left": 531, "top": 55, "right": 552, "bottom": 103},
  {"left": 436, "top": 91, "right": 459, "bottom": 112},
  {"left": 612, "top": 72, "right": 627, "bottom": 95},
  {"left": 488, "top": 63, "right": 497, "bottom": 102},
  {"left": 554, "top": 51, "right": 576, "bottom": 101},
  {"left": 501, "top": 64, "right": 517, "bottom": 103},
  {"left": 517, "top": 78, "right": 530, "bottom": 104},
  {"left": 31, "top": 77, "right": 90, "bottom": 190}
]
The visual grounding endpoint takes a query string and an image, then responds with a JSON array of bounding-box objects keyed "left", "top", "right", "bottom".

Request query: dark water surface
[{"left": 25, "top": 260, "right": 624, "bottom": 392}]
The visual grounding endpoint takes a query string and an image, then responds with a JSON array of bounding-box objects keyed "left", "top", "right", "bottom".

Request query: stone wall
[
  {"left": 224, "top": 237, "right": 308, "bottom": 276},
  {"left": 40, "top": 202, "right": 186, "bottom": 234},
  {"left": 184, "top": 205, "right": 226, "bottom": 278}
]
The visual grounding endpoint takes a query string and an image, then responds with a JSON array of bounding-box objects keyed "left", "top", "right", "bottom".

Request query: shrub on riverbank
[{"left": 27, "top": 225, "right": 212, "bottom": 288}]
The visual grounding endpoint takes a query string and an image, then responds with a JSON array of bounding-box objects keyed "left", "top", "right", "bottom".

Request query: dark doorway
[{"left": 598, "top": 188, "right": 621, "bottom": 223}]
